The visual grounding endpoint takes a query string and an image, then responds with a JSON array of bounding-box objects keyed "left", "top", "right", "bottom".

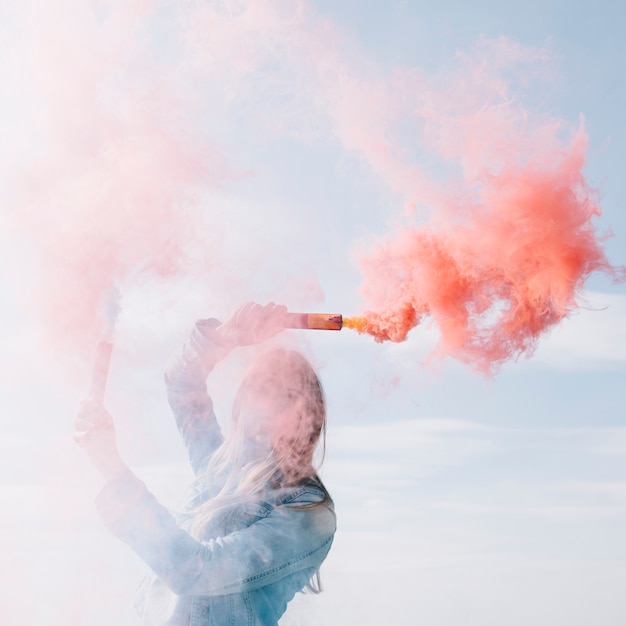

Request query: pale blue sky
[{"left": 1, "top": 1, "right": 625, "bottom": 624}]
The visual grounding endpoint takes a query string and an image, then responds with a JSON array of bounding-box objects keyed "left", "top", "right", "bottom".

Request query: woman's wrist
[
  {"left": 194, "top": 318, "right": 237, "bottom": 360},
  {"left": 212, "top": 324, "right": 239, "bottom": 352},
  {"left": 94, "top": 450, "right": 129, "bottom": 483}
]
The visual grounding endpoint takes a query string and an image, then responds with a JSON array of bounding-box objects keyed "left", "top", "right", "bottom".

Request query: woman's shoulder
[
  {"left": 271, "top": 475, "right": 333, "bottom": 509},
  {"left": 264, "top": 477, "right": 336, "bottom": 541}
]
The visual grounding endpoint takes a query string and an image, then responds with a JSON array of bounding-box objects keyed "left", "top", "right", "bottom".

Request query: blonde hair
[{"left": 188, "top": 350, "right": 327, "bottom": 540}]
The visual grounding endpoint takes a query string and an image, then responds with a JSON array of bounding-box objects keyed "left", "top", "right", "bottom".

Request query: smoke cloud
[
  {"left": 1, "top": 2, "right": 624, "bottom": 624},
  {"left": 339, "top": 38, "right": 622, "bottom": 372},
  {"left": 347, "top": 124, "right": 620, "bottom": 372},
  {"left": 4, "top": 3, "right": 619, "bottom": 376}
]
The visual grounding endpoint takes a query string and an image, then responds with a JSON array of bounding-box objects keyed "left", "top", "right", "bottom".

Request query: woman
[{"left": 75, "top": 302, "right": 336, "bottom": 625}]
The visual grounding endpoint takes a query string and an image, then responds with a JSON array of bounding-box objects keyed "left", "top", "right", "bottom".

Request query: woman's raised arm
[{"left": 164, "top": 303, "right": 288, "bottom": 475}]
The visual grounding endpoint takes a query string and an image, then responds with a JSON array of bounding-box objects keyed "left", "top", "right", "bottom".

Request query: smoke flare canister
[
  {"left": 90, "top": 340, "right": 113, "bottom": 403},
  {"left": 285, "top": 313, "right": 343, "bottom": 331}
]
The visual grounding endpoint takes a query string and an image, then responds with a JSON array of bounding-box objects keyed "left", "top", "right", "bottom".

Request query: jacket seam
[
  {"left": 218, "top": 535, "right": 333, "bottom": 592},
  {"left": 280, "top": 487, "right": 325, "bottom": 505}
]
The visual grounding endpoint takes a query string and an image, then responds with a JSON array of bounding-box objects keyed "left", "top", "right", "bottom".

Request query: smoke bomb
[
  {"left": 90, "top": 340, "right": 113, "bottom": 403},
  {"left": 285, "top": 313, "right": 343, "bottom": 331}
]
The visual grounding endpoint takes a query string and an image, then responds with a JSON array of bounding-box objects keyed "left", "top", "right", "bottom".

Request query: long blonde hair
[{"left": 188, "top": 349, "right": 327, "bottom": 540}]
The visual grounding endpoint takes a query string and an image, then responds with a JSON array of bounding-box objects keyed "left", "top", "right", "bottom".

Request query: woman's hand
[
  {"left": 217, "top": 302, "right": 288, "bottom": 347},
  {"left": 74, "top": 400, "right": 128, "bottom": 482}
]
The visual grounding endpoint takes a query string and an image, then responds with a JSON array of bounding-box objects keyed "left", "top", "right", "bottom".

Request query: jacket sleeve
[
  {"left": 95, "top": 471, "right": 336, "bottom": 597},
  {"left": 164, "top": 318, "right": 233, "bottom": 476}
]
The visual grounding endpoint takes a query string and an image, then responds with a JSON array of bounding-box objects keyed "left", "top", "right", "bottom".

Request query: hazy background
[{"left": 1, "top": 1, "right": 625, "bottom": 624}]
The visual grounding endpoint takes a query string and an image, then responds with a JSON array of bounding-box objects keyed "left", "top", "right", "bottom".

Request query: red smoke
[
  {"left": 4, "top": 2, "right": 622, "bottom": 376},
  {"left": 4, "top": 2, "right": 232, "bottom": 360},
  {"left": 348, "top": 126, "right": 622, "bottom": 372}
]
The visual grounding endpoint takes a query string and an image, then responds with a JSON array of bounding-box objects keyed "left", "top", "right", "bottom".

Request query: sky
[{"left": 1, "top": 1, "right": 625, "bottom": 624}]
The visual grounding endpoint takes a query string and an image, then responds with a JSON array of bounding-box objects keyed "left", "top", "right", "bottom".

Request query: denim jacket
[{"left": 96, "top": 319, "right": 336, "bottom": 625}]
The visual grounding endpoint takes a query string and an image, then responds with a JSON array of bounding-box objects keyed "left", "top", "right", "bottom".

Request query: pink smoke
[
  {"left": 4, "top": 0, "right": 621, "bottom": 375},
  {"left": 349, "top": 123, "right": 622, "bottom": 372},
  {"left": 1, "top": 3, "right": 624, "bottom": 626},
  {"left": 5, "top": 1, "right": 233, "bottom": 362}
]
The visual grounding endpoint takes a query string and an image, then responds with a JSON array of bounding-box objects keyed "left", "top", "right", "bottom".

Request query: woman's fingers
[
  {"left": 73, "top": 429, "right": 92, "bottom": 447},
  {"left": 224, "top": 302, "right": 288, "bottom": 346},
  {"left": 74, "top": 400, "right": 113, "bottom": 441},
  {"left": 73, "top": 400, "right": 126, "bottom": 481}
]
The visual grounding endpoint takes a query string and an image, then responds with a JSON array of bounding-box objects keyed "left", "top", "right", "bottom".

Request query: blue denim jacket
[{"left": 96, "top": 320, "right": 336, "bottom": 625}]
